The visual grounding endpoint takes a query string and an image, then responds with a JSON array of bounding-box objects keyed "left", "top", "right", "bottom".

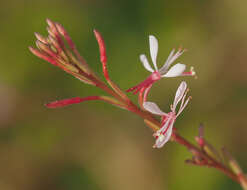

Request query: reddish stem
[
  {"left": 172, "top": 132, "right": 240, "bottom": 182},
  {"left": 46, "top": 96, "right": 126, "bottom": 109},
  {"left": 46, "top": 96, "right": 101, "bottom": 108}
]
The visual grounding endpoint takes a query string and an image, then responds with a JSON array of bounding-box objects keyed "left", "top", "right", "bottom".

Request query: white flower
[
  {"left": 143, "top": 81, "right": 191, "bottom": 148},
  {"left": 127, "top": 35, "right": 195, "bottom": 94},
  {"left": 141, "top": 35, "right": 188, "bottom": 77}
]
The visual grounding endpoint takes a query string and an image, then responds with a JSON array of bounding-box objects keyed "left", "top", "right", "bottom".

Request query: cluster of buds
[
  {"left": 29, "top": 19, "right": 130, "bottom": 110},
  {"left": 29, "top": 19, "right": 97, "bottom": 86}
]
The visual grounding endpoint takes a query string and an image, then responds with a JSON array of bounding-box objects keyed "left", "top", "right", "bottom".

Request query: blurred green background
[{"left": 0, "top": 0, "right": 247, "bottom": 189}]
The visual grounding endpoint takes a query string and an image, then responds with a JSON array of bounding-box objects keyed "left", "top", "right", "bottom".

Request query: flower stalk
[
  {"left": 29, "top": 19, "right": 247, "bottom": 189},
  {"left": 173, "top": 132, "right": 238, "bottom": 181}
]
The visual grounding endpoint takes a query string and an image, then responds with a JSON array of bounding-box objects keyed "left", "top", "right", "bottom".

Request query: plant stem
[
  {"left": 74, "top": 57, "right": 247, "bottom": 188},
  {"left": 95, "top": 75, "right": 247, "bottom": 186},
  {"left": 172, "top": 132, "right": 239, "bottom": 182}
]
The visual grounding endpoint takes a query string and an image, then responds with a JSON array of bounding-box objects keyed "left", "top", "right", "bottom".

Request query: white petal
[
  {"left": 173, "top": 81, "right": 187, "bottom": 111},
  {"left": 166, "top": 49, "right": 176, "bottom": 65},
  {"left": 162, "top": 63, "right": 186, "bottom": 78},
  {"left": 158, "top": 49, "right": 175, "bottom": 74},
  {"left": 143, "top": 102, "right": 167, "bottom": 116},
  {"left": 167, "top": 50, "right": 184, "bottom": 67},
  {"left": 159, "top": 49, "right": 184, "bottom": 75},
  {"left": 149, "top": 35, "right": 159, "bottom": 71},
  {"left": 140, "top": 54, "right": 154, "bottom": 72},
  {"left": 154, "top": 118, "right": 174, "bottom": 148}
]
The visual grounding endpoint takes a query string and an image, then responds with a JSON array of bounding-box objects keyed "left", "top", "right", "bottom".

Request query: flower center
[
  {"left": 150, "top": 71, "right": 161, "bottom": 81},
  {"left": 158, "top": 134, "right": 165, "bottom": 142}
]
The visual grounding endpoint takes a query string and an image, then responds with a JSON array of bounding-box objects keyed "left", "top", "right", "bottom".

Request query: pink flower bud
[{"left": 94, "top": 29, "right": 107, "bottom": 64}]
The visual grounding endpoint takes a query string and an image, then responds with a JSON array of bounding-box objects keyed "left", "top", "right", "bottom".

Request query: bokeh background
[{"left": 0, "top": 0, "right": 247, "bottom": 189}]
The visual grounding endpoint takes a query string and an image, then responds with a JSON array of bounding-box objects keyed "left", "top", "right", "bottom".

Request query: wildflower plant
[{"left": 29, "top": 19, "right": 247, "bottom": 189}]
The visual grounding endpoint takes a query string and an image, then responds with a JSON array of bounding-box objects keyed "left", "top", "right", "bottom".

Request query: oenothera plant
[{"left": 29, "top": 19, "right": 247, "bottom": 189}]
